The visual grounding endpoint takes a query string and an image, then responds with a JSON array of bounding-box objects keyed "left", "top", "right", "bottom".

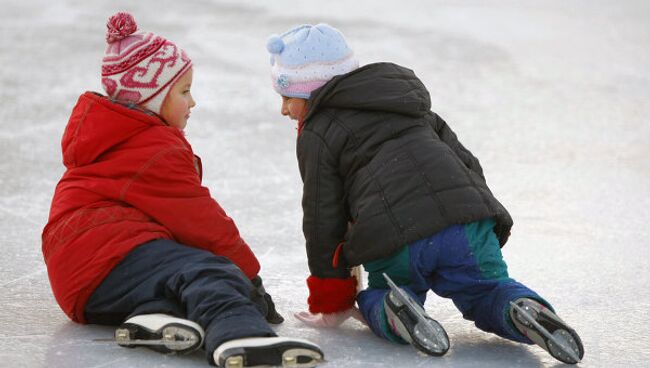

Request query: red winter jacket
[{"left": 42, "top": 92, "right": 260, "bottom": 323}]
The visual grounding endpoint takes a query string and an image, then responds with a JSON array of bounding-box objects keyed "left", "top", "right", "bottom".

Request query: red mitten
[{"left": 306, "top": 275, "right": 357, "bottom": 314}]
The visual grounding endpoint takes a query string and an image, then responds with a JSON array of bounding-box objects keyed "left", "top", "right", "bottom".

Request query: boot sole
[
  {"left": 115, "top": 322, "right": 203, "bottom": 354},
  {"left": 385, "top": 291, "right": 450, "bottom": 356},
  {"left": 511, "top": 302, "right": 584, "bottom": 364},
  {"left": 214, "top": 337, "right": 324, "bottom": 368}
]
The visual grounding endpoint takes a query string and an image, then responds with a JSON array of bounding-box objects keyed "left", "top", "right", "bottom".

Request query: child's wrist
[{"left": 306, "top": 275, "right": 357, "bottom": 314}]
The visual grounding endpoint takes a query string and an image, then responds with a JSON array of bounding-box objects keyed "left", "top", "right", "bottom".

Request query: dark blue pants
[
  {"left": 357, "top": 221, "right": 550, "bottom": 345},
  {"left": 85, "top": 239, "right": 276, "bottom": 364}
]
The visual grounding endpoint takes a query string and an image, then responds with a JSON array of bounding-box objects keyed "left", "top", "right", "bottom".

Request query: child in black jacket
[{"left": 266, "top": 23, "right": 584, "bottom": 364}]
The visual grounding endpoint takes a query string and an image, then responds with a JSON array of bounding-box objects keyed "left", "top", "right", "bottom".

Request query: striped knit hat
[
  {"left": 101, "top": 12, "right": 192, "bottom": 114},
  {"left": 267, "top": 24, "right": 358, "bottom": 99}
]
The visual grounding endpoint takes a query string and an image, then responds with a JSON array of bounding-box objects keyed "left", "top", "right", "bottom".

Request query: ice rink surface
[{"left": 1, "top": 0, "right": 649, "bottom": 367}]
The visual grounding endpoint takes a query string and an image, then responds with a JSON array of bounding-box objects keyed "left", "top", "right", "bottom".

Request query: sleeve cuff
[{"left": 306, "top": 275, "right": 357, "bottom": 314}]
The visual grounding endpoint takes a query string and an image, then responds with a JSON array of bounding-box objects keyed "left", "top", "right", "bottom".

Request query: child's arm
[
  {"left": 297, "top": 130, "right": 358, "bottom": 316},
  {"left": 429, "top": 112, "right": 485, "bottom": 180},
  {"left": 121, "top": 146, "right": 261, "bottom": 279}
]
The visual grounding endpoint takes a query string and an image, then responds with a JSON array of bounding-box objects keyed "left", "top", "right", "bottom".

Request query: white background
[{"left": 1, "top": 1, "right": 648, "bottom": 367}]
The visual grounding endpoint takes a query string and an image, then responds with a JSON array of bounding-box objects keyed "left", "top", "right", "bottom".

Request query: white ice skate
[
  {"left": 213, "top": 336, "right": 324, "bottom": 368},
  {"left": 382, "top": 273, "right": 450, "bottom": 356},
  {"left": 510, "top": 298, "right": 584, "bottom": 364},
  {"left": 114, "top": 313, "right": 205, "bottom": 354}
]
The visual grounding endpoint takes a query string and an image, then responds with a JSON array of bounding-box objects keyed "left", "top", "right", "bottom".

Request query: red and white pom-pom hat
[{"left": 101, "top": 12, "right": 192, "bottom": 115}]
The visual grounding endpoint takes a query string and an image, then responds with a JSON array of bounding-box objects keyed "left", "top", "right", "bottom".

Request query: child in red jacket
[{"left": 42, "top": 13, "right": 322, "bottom": 368}]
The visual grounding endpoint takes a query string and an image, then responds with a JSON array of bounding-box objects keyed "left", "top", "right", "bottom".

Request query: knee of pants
[
  {"left": 168, "top": 266, "right": 253, "bottom": 304},
  {"left": 357, "top": 287, "right": 413, "bottom": 344},
  {"left": 357, "top": 288, "right": 387, "bottom": 320},
  {"left": 168, "top": 251, "right": 252, "bottom": 289}
]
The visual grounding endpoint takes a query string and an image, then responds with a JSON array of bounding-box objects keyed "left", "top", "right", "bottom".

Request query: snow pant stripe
[
  {"left": 463, "top": 219, "right": 511, "bottom": 281},
  {"left": 424, "top": 222, "right": 546, "bottom": 343},
  {"left": 84, "top": 239, "right": 276, "bottom": 365},
  {"left": 363, "top": 245, "right": 411, "bottom": 289}
]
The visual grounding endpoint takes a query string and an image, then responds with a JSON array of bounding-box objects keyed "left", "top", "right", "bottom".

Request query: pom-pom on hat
[
  {"left": 267, "top": 24, "right": 358, "bottom": 99},
  {"left": 101, "top": 12, "right": 192, "bottom": 115}
]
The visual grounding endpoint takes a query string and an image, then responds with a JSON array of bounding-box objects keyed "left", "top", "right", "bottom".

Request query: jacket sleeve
[
  {"left": 121, "top": 146, "right": 260, "bottom": 279},
  {"left": 298, "top": 131, "right": 357, "bottom": 313},
  {"left": 429, "top": 112, "right": 485, "bottom": 180},
  {"left": 297, "top": 130, "right": 351, "bottom": 280}
]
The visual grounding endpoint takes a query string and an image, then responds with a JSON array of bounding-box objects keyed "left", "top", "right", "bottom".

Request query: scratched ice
[{"left": 1, "top": 1, "right": 649, "bottom": 367}]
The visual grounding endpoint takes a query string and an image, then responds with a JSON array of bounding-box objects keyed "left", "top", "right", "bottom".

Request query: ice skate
[
  {"left": 382, "top": 273, "right": 450, "bottom": 356},
  {"left": 213, "top": 336, "right": 324, "bottom": 368},
  {"left": 114, "top": 313, "right": 204, "bottom": 354},
  {"left": 510, "top": 298, "right": 584, "bottom": 364}
]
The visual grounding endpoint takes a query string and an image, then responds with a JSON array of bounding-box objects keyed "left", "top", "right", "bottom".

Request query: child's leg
[
  {"left": 358, "top": 288, "right": 403, "bottom": 343},
  {"left": 85, "top": 239, "right": 275, "bottom": 363},
  {"left": 357, "top": 247, "right": 427, "bottom": 344},
  {"left": 422, "top": 220, "right": 551, "bottom": 343}
]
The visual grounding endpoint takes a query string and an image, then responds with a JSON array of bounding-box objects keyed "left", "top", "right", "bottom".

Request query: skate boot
[
  {"left": 114, "top": 313, "right": 204, "bottom": 354},
  {"left": 382, "top": 273, "right": 449, "bottom": 356},
  {"left": 510, "top": 298, "right": 584, "bottom": 364},
  {"left": 213, "top": 336, "right": 324, "bottom": 368}
]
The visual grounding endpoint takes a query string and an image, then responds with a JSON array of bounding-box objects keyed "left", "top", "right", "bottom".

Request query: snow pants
[
  {"left": 357, "top": 220, "right": 551, "bottom": 345},
  {"left": 84, "top": 239, "right": 276, "bottom": 365}
]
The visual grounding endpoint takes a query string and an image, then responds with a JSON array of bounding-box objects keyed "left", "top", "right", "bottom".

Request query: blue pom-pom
[{"left": 267, "top": 35, "right": 284, "bottom": 54}]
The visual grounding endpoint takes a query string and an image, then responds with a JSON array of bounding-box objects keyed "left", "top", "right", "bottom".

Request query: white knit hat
[{"left": 267, "top": 24, "right": 358, "bottom": 99}]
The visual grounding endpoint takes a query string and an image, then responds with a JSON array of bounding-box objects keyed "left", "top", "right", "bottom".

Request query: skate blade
[
  {"left": 509, "top": 301, "right": 581, "bottom": 364},
  {"left": 413, "top": 319, "right": 450, "bottom": 355},
  {"left": 223, "top": 348, "right": 324, "bottom": 368},
  {"left": 92, "top": 338, "right": 195, "bottom": 348},
  {"left": 113, "top": 326, "right": 199, "bottom": 350}
]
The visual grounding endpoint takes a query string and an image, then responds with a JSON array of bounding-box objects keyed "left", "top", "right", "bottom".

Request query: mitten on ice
[
  {"left": 250, "top": 275, "right": 285, "bottom": 324},
  {"left": 295, "top": 308, "right": 364, "bottom": 328},
  {"left": 306, "top": 275, "right": 357, "bottom": 313},
  {"left": 294, "top": 275, "right": 361, "bottom": 328}
]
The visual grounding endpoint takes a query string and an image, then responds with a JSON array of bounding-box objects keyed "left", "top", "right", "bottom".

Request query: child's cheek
[
  {"left": 289, "top": 102, "right": 305, "bottom": 119},
  {"left": 175, "top": 103, "right": 187, "bottom": 117}
]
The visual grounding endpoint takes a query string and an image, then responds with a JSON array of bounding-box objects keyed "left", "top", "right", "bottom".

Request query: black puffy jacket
[{"left": 297, "top": 62, "right": 513, "bottom": 279}]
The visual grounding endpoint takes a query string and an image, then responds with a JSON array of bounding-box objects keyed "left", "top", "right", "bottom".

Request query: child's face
[
  {"left": 161, "top": 68, "right": 196, "bottom": 130},
  {"left": 280, "top": 96, "right": 308, "bottom": 121}
]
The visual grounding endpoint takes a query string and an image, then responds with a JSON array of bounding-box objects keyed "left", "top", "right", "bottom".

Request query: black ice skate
[
  {"left": 510, "top": 299, "right": 584, "bottom": 364},
  {"left": 213, "top": 337, "right": 324, "bottom": 368},
  {"left": 114, "top": 313, "right": 204, "bottom": 354},
  {"left": 382, "top": 273, "right": 450, "bottom": 356}
]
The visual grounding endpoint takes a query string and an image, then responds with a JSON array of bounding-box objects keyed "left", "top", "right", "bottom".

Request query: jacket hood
[
  {"left": 61, "top": 92, "right": 166, "bottom": 168},
  {"left": 304, "top": 62, "right": 432, "bottom": 121}
]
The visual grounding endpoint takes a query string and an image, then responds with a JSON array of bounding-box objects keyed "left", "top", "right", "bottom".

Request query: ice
[{"left": 1, "top": 0, "right": 649, "bottom": 367}]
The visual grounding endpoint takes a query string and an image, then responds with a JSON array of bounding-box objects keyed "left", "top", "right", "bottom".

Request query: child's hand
[
  {"left": 294, "top": 308, "right": 364, "bottom": 328},
  {"left": 250, "top": 276, "right": 285, "bottom": 324}
]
